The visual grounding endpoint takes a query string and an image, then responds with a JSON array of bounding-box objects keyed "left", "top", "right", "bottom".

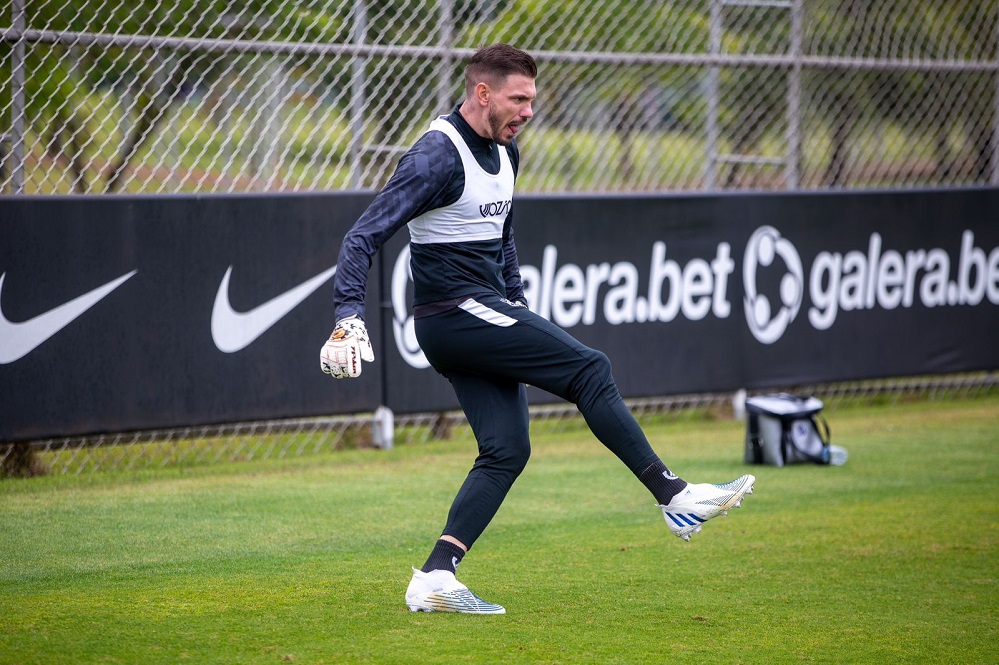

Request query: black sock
[
  {"left": 421, "top": 539, "right": 465, "bottom": 575},
  {"left": 638, "top": 459, "right": 687, "bottom": 505}
]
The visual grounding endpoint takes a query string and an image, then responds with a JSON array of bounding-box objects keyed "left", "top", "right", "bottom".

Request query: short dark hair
[{"left": 464, "top": 43, "right": 537, "bottom": 95}]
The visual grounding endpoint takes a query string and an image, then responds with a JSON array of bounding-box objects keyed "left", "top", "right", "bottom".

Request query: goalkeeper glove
[{"left": 320, "top": 315, "right": 375, "bottom": 379}]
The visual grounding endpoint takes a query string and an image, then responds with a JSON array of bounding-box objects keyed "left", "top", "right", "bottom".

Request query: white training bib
[{"left": 408, "top": 117, "right": 515, "bottom": 245}]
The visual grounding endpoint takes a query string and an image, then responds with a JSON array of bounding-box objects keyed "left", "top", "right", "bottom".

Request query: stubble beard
[{"left": 487, "top": 105, "right": 514, "bottom": 146}]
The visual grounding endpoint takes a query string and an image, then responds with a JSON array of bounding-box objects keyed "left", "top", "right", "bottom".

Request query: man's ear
[{"left": 475, "top": 81, "right": 491, "bottom": 106}]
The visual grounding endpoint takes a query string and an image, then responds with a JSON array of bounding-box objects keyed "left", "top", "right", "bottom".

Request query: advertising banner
[
  {"left": 0, "top": 193, "right": 380, "bottom": 440},
  {"left": 2, "top": 188, "right": 997, "bottom": 439},
  {"left": 382, "top": 189, "right": 999, "bottom": 412}
]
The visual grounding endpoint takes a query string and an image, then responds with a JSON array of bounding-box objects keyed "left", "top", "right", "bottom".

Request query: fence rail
[{"left": 7, "top": 28, "right": 998, "bottom": 71}]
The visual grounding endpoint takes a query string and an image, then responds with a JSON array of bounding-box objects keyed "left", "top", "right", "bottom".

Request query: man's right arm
[{"left": 332, "top": 132, "right": 460, "bottom": 322}]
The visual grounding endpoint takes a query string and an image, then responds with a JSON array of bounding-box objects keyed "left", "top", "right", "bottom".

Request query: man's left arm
[
  {"left": 501, "top": 214, "right": 528, "bottom": 307},
  {"left": 501, "top": 141, "right": 528, "bottom": 308}
]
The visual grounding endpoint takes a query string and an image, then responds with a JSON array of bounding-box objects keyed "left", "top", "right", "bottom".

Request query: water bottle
[{"left": 829, "top": 445, "right": 848, "bottom": 466}]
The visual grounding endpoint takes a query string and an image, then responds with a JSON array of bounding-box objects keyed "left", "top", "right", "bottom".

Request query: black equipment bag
[{"left": 744, "top": 394, "right": 841, "bottom": 467}]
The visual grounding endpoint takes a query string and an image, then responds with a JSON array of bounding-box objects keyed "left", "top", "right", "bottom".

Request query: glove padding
[{"left": 320, "top": 316, "right": 375, "bottom": 379}]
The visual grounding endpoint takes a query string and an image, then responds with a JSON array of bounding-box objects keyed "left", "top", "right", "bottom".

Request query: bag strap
[
  {"left": 748, "top": 412, "right": 764, "bottom": 464},
  {"left": 816, "top": 414, "right": 831, "bottom": 446}
]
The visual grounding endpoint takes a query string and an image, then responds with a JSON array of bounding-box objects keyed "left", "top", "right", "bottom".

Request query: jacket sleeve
[
  {"left": 501, "top": 214, "right": 527, "bottom": 305},
  {"left": 332, "top": 133, "right": 458, "bottom": 322},
  {"left": 501, "top": 142, "right": 527, "bottom": 305}
]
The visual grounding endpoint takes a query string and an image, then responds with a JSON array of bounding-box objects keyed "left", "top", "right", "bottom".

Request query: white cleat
[
  {"left": 405, "top": 568, "right": 506, "bottom": 614},
  {"left": 658, "top": 474, "right": 756, "bottom": 542}
]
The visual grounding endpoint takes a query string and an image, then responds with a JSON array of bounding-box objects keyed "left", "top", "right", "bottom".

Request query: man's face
[{"left": 486, "top": 74, "right": 536, "bottom": 146}]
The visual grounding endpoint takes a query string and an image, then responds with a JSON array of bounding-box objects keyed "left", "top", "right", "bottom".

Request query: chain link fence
[
  {"left": 3, "top": 373, "right": 996, "bottom": 476},
  {"left": 3, "top": 2, "right": 997, "bottom": 475},
  {"left": 3, "top": 1, "right": 998, "bottom": 195}
]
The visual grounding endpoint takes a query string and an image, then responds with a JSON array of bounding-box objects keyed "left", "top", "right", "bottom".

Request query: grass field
[{"left": 1, "top": 397, "right": 996, "bottom": 664}]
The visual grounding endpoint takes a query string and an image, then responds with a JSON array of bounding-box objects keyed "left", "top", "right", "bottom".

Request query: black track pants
[{"left": 415, "top": 294, "right": 661, "bottom": 548}]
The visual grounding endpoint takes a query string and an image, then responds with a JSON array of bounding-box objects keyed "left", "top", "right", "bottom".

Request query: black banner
[
  {"left": 0, "top": 193, "right": 380, "bottom": 440},
  {"left": 2, "top": 189, "right": 997, "bottom": 440},
  {"left": 381, "top": 189, "right": 999, "bottom": 412}
]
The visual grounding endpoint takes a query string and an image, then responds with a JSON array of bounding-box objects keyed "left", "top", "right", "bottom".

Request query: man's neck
[{"left": 457, "top": 100, "right": 491, "bottom": 142}]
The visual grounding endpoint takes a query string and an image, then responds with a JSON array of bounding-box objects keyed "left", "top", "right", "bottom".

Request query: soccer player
[{"left": 321, "top": 43, "right": 755, "bottom": 614}]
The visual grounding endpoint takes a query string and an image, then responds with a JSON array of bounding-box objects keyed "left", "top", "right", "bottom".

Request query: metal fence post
[
  {"left": 251, "top": 55, "right": 283, "bottom": 189},
  {"left": 993, "top": 5, "right": 999, "bottom": 186},
  {"left": 350, "top": 0, "right": 368, "bottom": 190},
  {"left": 705, "top": 0, "right": 722, "bottom": 190},
  {"left": 265, "top": 56, "right": 284, "bottom": 189},
  {"left": 10, "top": 0, "right": 27, "bottom": 194},
  {"left": 437, "top": 0, "right": 455, "bottom": 116},
  {"left": 785, "top": 0, "right": 802, "bottom": 190}
]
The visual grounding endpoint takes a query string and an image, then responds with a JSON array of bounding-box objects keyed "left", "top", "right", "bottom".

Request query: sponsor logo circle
[
  {"left": 743, "top": 226, "right": 804, "bottom": 344},
  {"left": 391, "top": 245, "right": 430, "bottom": 369}
]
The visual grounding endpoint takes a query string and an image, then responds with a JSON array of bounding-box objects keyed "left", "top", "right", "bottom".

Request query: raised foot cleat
[
  {"left": 658, "top": 474, "right": 756, "bottom": 542},
  {"left": 405, "top": 568, "right": 506, "bottom": 614}
]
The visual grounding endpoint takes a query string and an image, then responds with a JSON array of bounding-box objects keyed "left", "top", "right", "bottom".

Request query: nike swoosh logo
[
  {"left": 0, "top": 270, "right": 138, "bottom": 365},
  {"left": 212, "top": 265, "right": 337, "bottom": 353}
]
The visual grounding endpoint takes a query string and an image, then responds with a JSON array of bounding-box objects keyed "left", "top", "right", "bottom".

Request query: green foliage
[{"left": 1, "top": 397, "right": 996, "bottom": 663}]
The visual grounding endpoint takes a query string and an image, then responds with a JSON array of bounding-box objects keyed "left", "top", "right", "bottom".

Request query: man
[{"left": 321, "top": 44, "right": 755, "bottom": 615}]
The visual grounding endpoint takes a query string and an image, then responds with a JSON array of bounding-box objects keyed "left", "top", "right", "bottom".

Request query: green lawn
[{"left": 1, "top": 397, "right": 996, "bottom": 664}]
